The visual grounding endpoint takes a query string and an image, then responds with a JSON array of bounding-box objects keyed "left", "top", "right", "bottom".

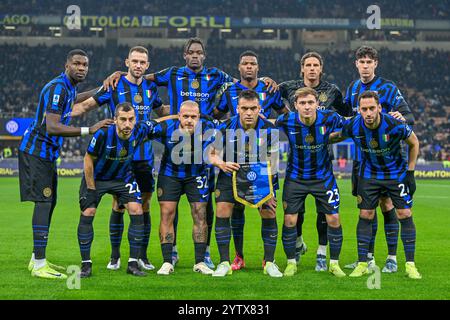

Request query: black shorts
[
  {"left": 132, "top": 160, "right": 155, "bottom": 193},
  {"left": 214, "top": 172, "right": 275, "bottom": 209},
  {"left": 156, "top": 174, "right": 210, "bottom": 203},
  {"left": 352, "top": 161, "right": 388, "bottom": 198},
  {"left": 19, "top": 151, "right": 57, "bottom": 203},
  {"left": 357, "top": 177, "right": 413, "bottom": 210},
  {"left": 79, "top": 177, "right": 142, "bottom": 210},
  {"left": 282, "top": 177, "right": 340, "bottom": 215},
  {"left": 206, "top": 166, "right": 216, "bottom": 193},
  {"left": 351, "top": 161, "right": 360, "bottom": 197},
  {"left": 215, "top": 172, "right": 236, "bottom": 204}
]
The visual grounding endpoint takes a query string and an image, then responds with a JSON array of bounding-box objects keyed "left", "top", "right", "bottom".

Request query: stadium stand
[
  {"left": 1, "top": 0, "right": 449, "bottom": 19},
  {"left": 0, "top": 43, "right": 449, "bottom": 161},
  {"left": 1, "top": 0, "right": 449, "bottom": 161}
]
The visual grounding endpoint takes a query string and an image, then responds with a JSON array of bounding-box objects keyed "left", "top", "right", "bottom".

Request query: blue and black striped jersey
[
  {"left": 93, "top": 75, "right": 162, "bottom": 163},
  {"left": 151, "top": 117, "right": 217, "bottom": 178},
  {"left": 344, "top": 75, "right": 413, "bottom": 161},
  {"left": 87, "top": 121, "right": 154, "bottom": 181},
  {"left": 215, "top": 80, "right": 284, "bottom": 118},
  {"left": 20, "top": 73, "right": 77, "bottom": 161},
  {"left": 344, "top": 76, "right": 411, "bottom": 117},
  {"left": 216, "top": 116, "right": 278, "bottom": 177},
  {"left": 276, "top": 110, "right": 344, "bottom": 181},
  {"left": 341, "top": 113, "right": 412, "bottom": 180},
  {"left": 153, "top": 66, "right": 233, "bottom": 115}
]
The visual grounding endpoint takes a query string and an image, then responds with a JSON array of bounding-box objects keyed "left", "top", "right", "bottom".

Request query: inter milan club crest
[
  {"left": 191, "top": 79, "right": 200, "bottom": 89},
  {"left": 246, "top": 171, "right": 257, "bottom": 181},
  {"left": 370, "top": 139, "right": 379, "bottom": 148},
  {"left": 120, "top": 148, "right": 128, "bottom": 157},
  {"left": 305, "top": 134, "right": 314, "bottom": 144},
  {"left": 134, "top": 93, "right": 142, "bottom": 103},
  {"left": 43, "top": 187, "right": 52, "bottom": 198},
  {"left": 319, "top": 92, "right": 328, "bottom": 103},
  {"left": 157, "top": 188, "right": 163, "bottom": 197}
]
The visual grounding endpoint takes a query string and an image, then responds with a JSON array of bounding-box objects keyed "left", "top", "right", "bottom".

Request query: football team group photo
[{"left": 1, "top": 0, "right": 449, "bottom": 301}]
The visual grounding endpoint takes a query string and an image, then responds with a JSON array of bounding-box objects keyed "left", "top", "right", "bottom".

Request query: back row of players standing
[{"left": 20, "top": 37, "right": 418, "bottom": 279}]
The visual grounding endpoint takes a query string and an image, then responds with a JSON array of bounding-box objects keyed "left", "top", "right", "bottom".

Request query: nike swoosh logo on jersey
[
  {"left": 289, "top": 131, "right": 300, "bottom": 135},
  {"left": 106, "top": 145, "right": 116, "bottom": 149},
  {"left": 119, "top": 91, "right": 129, "bottom": 95},
  {"left": 352, "top": 92, "right": 358, "bottom": 96},
  {"left": 232, "top": 96, "right": 239, "bottom": 100},
  {"left": 177, "top": 77, "right": 188, "bottom": 80},
  {"left": 355, "top": 136, "right": 365, "bottom": 139},
  {"left": 168, "top": 140, "right": 178, "bottom": 144},
  {"left": 406, "top": 199, "right": 413, "bottom": 204},
  {"left": 202, "top": 194, "right": 208, "bottom": 198}
]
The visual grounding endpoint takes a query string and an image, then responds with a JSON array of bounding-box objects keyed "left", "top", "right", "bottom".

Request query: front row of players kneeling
[{"left": 76, "top": 88, "right": 421, "bottom": 279}]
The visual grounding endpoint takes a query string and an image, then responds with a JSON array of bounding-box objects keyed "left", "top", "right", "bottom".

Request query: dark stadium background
[
  {"left": 1, "top": 0, "right": 450, "bottom": 304},
  {"left": 1, "top": 0, "right": 449, "bottom": 178}
]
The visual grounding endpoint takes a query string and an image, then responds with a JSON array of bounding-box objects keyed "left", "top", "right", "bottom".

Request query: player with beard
[
  {"left": 71, "top": 46, "right": 163, "bottom": 272},
  {"left": 213, "top": 50, "right": 288, "bottom": 271},
  {"left": 103, "top": 38, "right": 278, "bottom": 269},
  {"left": 343, "top": 46, "right": 415, "bottom": 273}
]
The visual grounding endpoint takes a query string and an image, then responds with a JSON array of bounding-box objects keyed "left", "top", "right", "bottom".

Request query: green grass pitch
[{"left": 0, "top": 177, "right": 449, "bottom": 300}]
